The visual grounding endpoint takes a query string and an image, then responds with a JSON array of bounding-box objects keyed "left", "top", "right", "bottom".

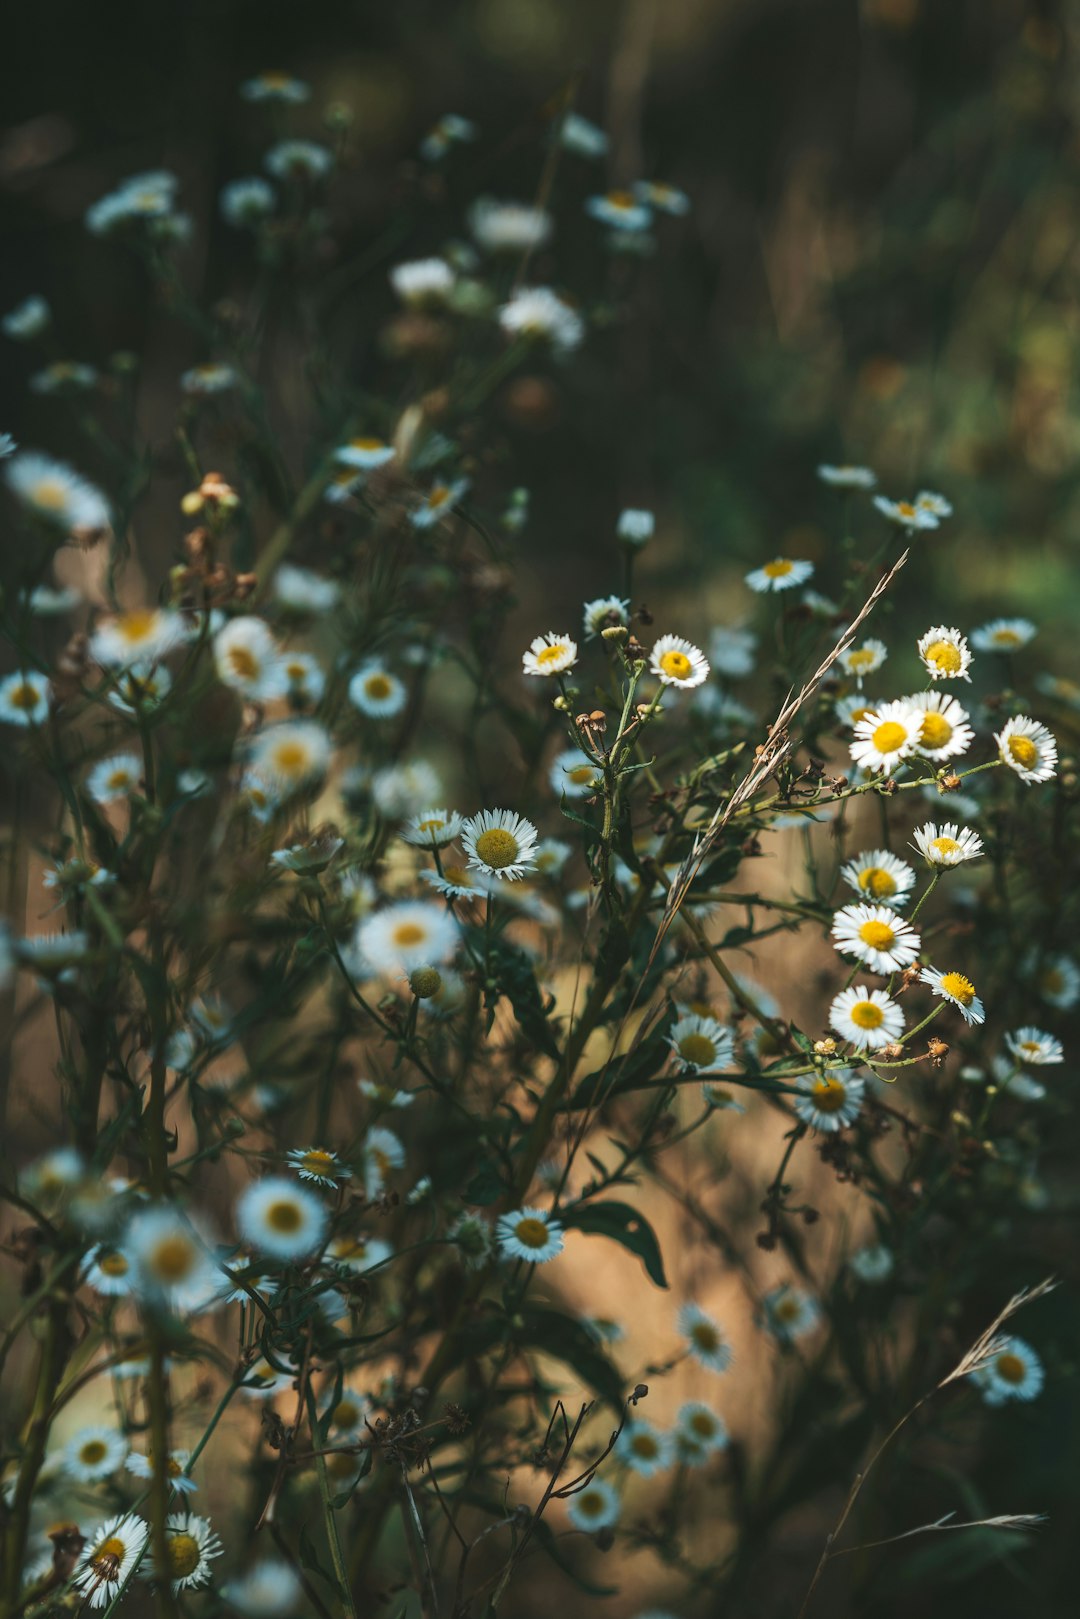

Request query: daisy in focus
[
  {"left": 917, "top": 625, "right": 972, "bottom": 682},
  {"left": 830, "top": 986, "right": 905, "bottom": 1049},
  {"left": 912, "top": 821, "right": 983, "bottom": 866},
  {"left": 649, "top": 634, "right": 709, "bottom": 689},
  {"left": 285, "top": 1147, "right": 348, "bottom": 1186},
  {"left": 838, "top": 638, "right": 887, "bottom": 685},
  {"left": 583, "top": 595, "right": 630, "bottom": 638},
  {"left": 745, "top": 557, "right": 814, "bottom": 593},
  {"left": 920, "top": 966, "right": 985, "bottom": 1025},
  {"left": 496, "top": 1207, "right": 564, "bottom": 1263},
  {"left": 522, "top": 631, "right": 578, "bottom": 678},
  {"left": 73, "top": 1513, "right": 149, "bottom": 1608},
  {"left": 973, "top": 1336, "right": 1044, "bottom": 1406},
  {"left": 156, "top": 1513, "right": 224, "bottom": 1591},
  {"left": 400, "top": 809, "right": 463, "bottom": 847},
  {"left": 906, "top": 691, "right": 974, "bottom": 761},
  {"left": 849, "top": 700, "right": 923, "bottom": 773},
  {"left": 831, "top": 903, "right": 921, "bottom": 973},
  {"left": 795, "top": 1072, "right": 866, "bottom": 1131},
  {"left": 994, "top": 716, "right": 1057, "bottom": 783},
  {"left": 462, "top": 809, "right": 539, "bottom": 881},
  {"left": 668, "top": 1014, "right": 735, "bottom": 1073},
  {"left": 839, "top": 848, "right": 915, "bottom": 908}
]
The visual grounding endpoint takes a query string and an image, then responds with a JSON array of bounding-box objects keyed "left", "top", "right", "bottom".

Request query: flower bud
[{"left": 409, "top": 966, "right": 442, "bottom": 999}]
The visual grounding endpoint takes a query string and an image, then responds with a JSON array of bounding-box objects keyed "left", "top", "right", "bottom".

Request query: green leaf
[
  {"left": 562, "top": 1200, "right": 669, "bottom": 1289},
  {"left": 494, "top": 941, "right": 561, "bottom": 1058},
  {"left": 465, "top": 1152, "right": 509, "bottom": 1206},
  {"left": 447, "top": 1304, "right": 625, "bottom": 1410},
  {"left": 565, "top": 1039, "right": 669, "bottom": 1110}
]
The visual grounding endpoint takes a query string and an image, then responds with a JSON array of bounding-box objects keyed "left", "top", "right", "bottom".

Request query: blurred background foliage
[{"left": 2, "top": 1, "right": 1079, "bottom": 1615}]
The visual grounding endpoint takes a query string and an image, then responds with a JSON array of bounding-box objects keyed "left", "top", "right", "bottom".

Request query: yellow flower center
[
  {"left": 115, "top": 610, "right": 157, "bottom": 643},
  {"left": 333, "top": 1398, "right": 362, "bottom": 1429},
  {"left": 227, "top": 646, "right": 259, "bottom": 681},
  {"left": 871, "top": 720, "right": 907, "bottom": 753},
  {"left": 442, "top": 864, "right": 471, "bottom": 886},
  {"left": 92, "top": 1536, "right": 126, "bottom": 1573},
  {"left": 272, "top": 742, "right": 309, "bottom": 778},
  {"left": 364, "top": 674, "right": 393, "bottom": 699},
  {"left": 688, "top": 1411, "right": 716, "bottom": 1437},
  {"left": 763, "top": 559, "right": 793, "bottom": 579},
  {"left": 775, "top": 1297, "right": 800, "bottom": 1321},
  {"left": 930, "top": 836, "right": 960, "bottom": 857},
  {"left": 392, "top": 922, "right": 426, "bottom": 948},
  {"left": 1008, "top": 735, "right": 1038, "bottom": 769},
  {"left": 1019, "top": 1041, "right": 1041, "bottom": 1057},
  {"left": 608, "top": 189, "right": 636, "bottom": 208},
  {"left": 810, "top": 1080, "right": 848, "bottom": 1113},
  {"left": 333, "top": 1236, "right": 368, "bottom": 1261},
  {"left": 690, "top": 1321, "right": 720, "bottom": 1352},
  {"left": 857, "top": 866, "right": 896, "bottom": 899},
  {"left": 678, "top": 1033, "right": 717, "bottom": 1067},
  {"left": 1042, "top": 968, "right": 1063, "bottom": 995},
  {"left": 659, "top": 649, "right": 693, "bottom": 680},
  {"left": 10, "top": 682, "right": 42, "bottom": 711},
  {"left": 850, "top": 1001, "right": 884, "bottom": 1030},
  {"left": 99, "top": 1251, "right": 129, "bottom": 1277},
  {"left": 474, "top": 827, "right": 519, "bottom": 868},
  {"left": 919, "top": 712, "right": 952, "bottom": 749},
  {"left": 631, "top": 1431, "right": 659, "bottom": 1458},
  {"left": 301, "top": 1150, "right": 336, "bottom": 1177},
  {"left": 940, "top": 971, "right": 975, "bottom": 1005},
  {"left": 847, "top": 705, "right": 871, "bottom": 725},
  {"left": 417, "top": 816, "right": 446, "bottom": 833},
  {"left": 858, "top": 919, "right": 896, "bottom": 950},
  {"left": 151, "top": 1236, "right": 196, "bottom": 1283},
  {"left": 80, "top": 1440, "right": 108, "bottom": 1465},
  {"left": 995, "top": 1351, "right": 1026, "bottom": 1384},
  {"left": 568, "top": 766, "right": 593, "bottom": 785},
  {"left": 897, "top": 502, "right": 916, "bottom": 519},
  {"left": 350, "top": 437, "right": 387, "bottom": 452},
  {"left": 513, "top": 1216, "right": 550, "bottom": 1250},
  {"left": 32, "top": 479, "right": 68, "bottom": 510},
  {"left": 266, "top": 1199, "right": 303, "bottom": 1233},
  {"left": 166, "top": 1533, "right": 201, "bottom": 1579},
  {"left": 924, "top": 639, "right": 962, "bottom": 675},
  {"left": 846, "top": 649, "right": 877, "bottom": 673},
  {"left": 577, "top": 1490, "right": 605, "bottom": 1515},
  {"left": 427, "top": 484, "right": 450, "bottom": 505},
  {"left": 535, "top": 643, "right": 569, "bottom": 666},
  {"left": 108, "top": 770, "right": 132, "bottom": 791}
]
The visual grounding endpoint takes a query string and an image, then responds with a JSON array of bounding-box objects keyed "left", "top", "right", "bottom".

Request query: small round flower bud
[
  {"left": 409, "top": 966, "right": 442, "bottom": 999},
  {"left": 601, "top": 624, "right": 629, "bottom": 643}
]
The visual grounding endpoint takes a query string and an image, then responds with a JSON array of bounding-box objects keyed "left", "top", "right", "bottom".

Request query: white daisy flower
[
  {"left": 30, "top": 360, "right": 97, "bottom": 395},
  {"left": 213, "top": 616, "right": 288, "bottom": 698},
  {"left": 872, "top": 494, "right": 939, "bottom": 530},
  {"left": 1031, "top": 953, "right": 1080, "bottom": 1010},
  {"left": 63, "top": 1425, "right": 128, "bottom": 1482},
  {"left": 973, "top": 1336, "right": 1044, "bottom": 1406},
  {"left": 108, "top": 663, "right": 173, "bottom": 714},
  {"left": 849, "top": 1243, "right": 894, "bottom": 1283},
  {"left": 566, "top": 1478, "right": 620, "bottom": 1533},
  {"left": 124, "top": 1207, "right": 221, "bottom": 1313},
  {"left": 499, "top": 287, "right": 584, "bottom": 354},
  {"left": 355, "top": 901, "right": 459, "bottom": 975},
  {"left": 839, "top": 848, "right": 915, "bottom": 909},
  {"left": 761, "top": 1284, "right": 820, "bottom": 1343},
  {"left": 249, "top": 721, "right": 331, "bottom": 792},
  {"left": 236, "top": 1177, "right": 329, "bottom": 1261},
  {"left": 86, "top": 752, "right": 142, "bottom": 805},
  {"left": 281, "top": 651, "right": 326, "bottom": 705},
  {"left": 549, "top": 748, "right": 599, "bottom": 798},
  {"left": 744, "top": 557, "right": 815, "bottom": 593},
  {"left": 241, "top": 71, "right": 310, "bottom": 102},
  {"left": 904, "top": 690, "right": 974, "bottom": 762},
  {"left": 371, "top": 759, "right": 442, "bottom": 819},
  {"left": 327, "top": 1232, "right": 392, "bottom": 1272},
  {"left": 221, "top": 1561, "right": 304, "bottom": 1617},
  {"left": 833, "top": 693, "right": 874, "bottom": 729},
  {"left": 4, "top": 450, "right": 110, "bottom": 533},
  {"left": 469, "top": 198, "right": 553, "bottom": 253},
  {"left": 817, "top": 464, "right": 876, "bottom": 489},
  {"left": 831, "top": 903, "right": 920, "bottom": 973},
  {"left": 559, "top": 112, "right": 608, "bottom": 157},
  {"left": 409, "top": 478, "right": 469, "bottom": 528},
  {"left": 220, "top": 177, "right": 276, "bottom": 226},
  {"left": 616, "top": 508, "right": 654, "bottom": 543},
  {"left": 334, "top": 436, "right": 396, "bottom": 471},
  {"left": 0, "top": 669, "right": 51, "bottom": 727},
  {"left": 82, "top": 1244, "right": 135, "bottom": 1296},
  {"left": 89, "top": 607, "right": 186, "bottom": 668},
  {"left": 1004, "top": 1027, "right": 1063, "bottom": 1066},
  {"left": 389, "top": 257, "right": 456, "bottom": 306},
  {"left": 915, "top": 490, "right": 952, "bottom": 518},
  {"left": 795, "top": 1072, "right": 866, "bottom": 1131},
  {"left": 849, "top": 700, "right": 924, "bottom": 774},
  {"left": 273, "top": 564, "right": 340, "bottom": 612},
  {"left": 156, "top": 1513, "right": 223, "bottom": 1590},
  {"left": 650, "top": 634, "right": 709, "bottom": 689},
  {"left": 677, "top": 1303, "right": 733, "bottom": 1372},
  {"left": 582, "top": 594, "right": 630, "bottom": 639},
  {"left": 496, "top": 1206, "right": 564, "bottom": 1263},
  {"left": 911, "top": 820, "right": 983, "bottom": 866},
  {"left": 3, "top": 294, "right": 51, "bottom": 339},
  {"left": 917, "top": 625, "right": 972, "bottom": 682},
  {"left": 361, "top": 1127, "right": 406, "bottom": 1199},
  {"left": 126, "top": 1448, "right": 197, "bottom": 1496},
  {"left": 448, "top": 1212, "right": 495, "bottom": 1271},
  {"left": 285, "top": 1147, "right": 347, "bottom": 1186},
  {"left": 615, "top": 1419, "right": 674, "bottom": 1476},
  {"left": 180, "top": 362, "right": 238, "bottom": 396},
  {"left": 830, "top": 986, "right": 905, "bottom": 1049},
  {"left": 522, "top": 631, "right": 578, "bottom": 678},
  {"left": 74, "top": 1513, "right": 149, "bottom": 1608},
  {"left": 264, "top": 139, "right": 334, "bottom": 181},
  {"left": 462, "top": 808, "right": 539, "bottom": 881},
  {"left": 586, "top": 189, "right": 652, "bottom": 231},
  {"left": 709, "top": 624, "right": 757, "bottom": 677},
  {"left": 919, "top": 966, "right": 985, "bottom": 1025},
  {"left": 668, "top": 1014, "right": 735, "bottom": 1074},
  {"left": 970, "top": 617, "right": 1036, "bottom": 654},
  {"left": 837, "top": 638, "right": 887, "bottom": 685},
  {"left": 349, "top": 662, "right": 407, "bottom": 717},
  {"left": 400, "top": 808, "right": 463, "bottom": 847},
  {"left": 994, "top": 715, "right": 1057, "bottom": 784},
  {"left": 674, "top": 1401, "right": 729, "bottom": 1460},
  {"left": 634, "top": 179, "right": 690, "bottom": 214}
]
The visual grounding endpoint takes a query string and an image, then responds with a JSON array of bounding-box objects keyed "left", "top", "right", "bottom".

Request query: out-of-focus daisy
[
  {"left": 566, "top": 1478, "right": 620, "bottom": 1533},
  {"left": 678, "top": 1303, "right": 733, "bottom": 1372},
  {"left": 830, "top": 986, "right": 904, "bottom": 1049},
  {"left": 241, "top": 71, "right": 310, "bottom": 102},
  {"left": 90, "top": 608, "right": 185, "bottom": 668},
  {"left": 361, "top": 1127, "right": 406, "bottom": 1198},
  {"left": 127, "top": 1449, "right": 197, "bottom": 1497},
  {"left": 469, "top": 198, "right": 553, "bottom": 253},
  {"left": 86, "top": 753, "right": 142, "bottom": 805},
  {"left": 63, "top": 1426, "right": 128, "bottom": 1482},
  {"left": 499, "top": 287, "right": 584, "bottom": 354},
  {"left": 1004, "top": 1027, "right": 1063, "bottom": 1066},
  {"left": 586, "top": 189, "right": 652, "bottom": 231},
  {"left": 971, "top": 618, "right": 1036, "bottom": 654},
  {"left": 156, "top": 1513, "right": 223, "bottom": 1591},
  {"left": 795, "top": 1072, "right": 866, "bottom": 1131},
  {"left": 849, "top": 700, "right": 923, "bottom": 774},
  {"left": 285, "top": 1147, "right": 347, "bottom": 1187},
  {"left": 617, "top": 508, "right": 654, "bottom": 544},
  {"left": 920, "top": 966, "right": 985, "bottom": 1025},
  {"left": 349, "top": 662, "right": 407, "bottom": 717},
  {"left": 264, "top": 140, "right": 333, "bottom": 181},
  {"left": 558, "top": 112, "right": 608, "bottom": 157},
  {"left": 236, "top": 1177, "right": 328, "bottom": 1261},
  {"left": 0, "top": 669, "right": 50, "bottom": 727},
  {"left": 274, "top": 563, "right": 340, "bottom": 613},
  {"left": 549, "top": 748, "right": 599, "bottom": 798},
  {"left": 616, "top": 1419, "right": 674, "bottom": 1476},
  {"left": 745, "top": 557, "right": 814, "bottom": 593},
  {"left": 108, "top": 664, "right": 173, "bottom": 714},
  {"left": 872, "top": 494, "right": 939, "bottom": 530},
  {"left": 496, "top": 1206, "right": 564, "bottom": 1263},
  {"left": 668, "top": 1014, "right": 735, "bottom": 1074},
  {"left": 334, "top": 436, "right": 395, "bottom": 471},
  {"left": 371, "top": 760, "right": 442, "bottom": 819},
  {"left": 249, "top": 721, "right": 331, "bottom": 792},
  {"left": 462, "top": 809, "right": 539, "bottom": 881},
  {"left": 221, "top": 1561, "right": 304, "bottom": 1617},
  {"left": 917, "top": 625, "right": 972, "bottom": 682},
  {"left": 634, "top": 179, "right": 690, "bottom": 214},
  {"left": 838, "top": 638, "right": 887, "bottom": 686},
  {"left": 220, "top": 177, "right": 275, "bottom": 226},
  {"left": 650, "top": 634, "right": 709, "bottom": 689},
  {"left": 581, "top": 595, "right": 630, "bottom": 640},
  {"left": 817, "top": 464, "right": 876, "bottom": 489},
  {"left": 915, "top": 490, "right": 952, "bottom": 519},
  {"left": 421, "top": 861, "right": 495, "bottom": 901},
  {"left": 181, "top": 363, "right": 238, "bottom": 396},
  {"left": 834, "top": 693, "right": 873, "bottom": 729},
  {"left": 973, "top": 1336, "right": 1044, "bottom": 1406},
  {"left": 831, "top": 904, "right": 920, "bottom": 973},
  {"left": 3, "top": 294, "right": 51, "bottom": 339},
  {"left": 410, "top": 478, "right": 469, "bottom": 528},
  {"left": 356, "top": 901, "right": 458, "bottom": 974},
  {"left": 74, "top": 1513, "right": 149, "bottom": 1609},
  {"left": 849, "top": 1243, "right": 894, "bottom": 1283},
  {"left": 761, "top": 1284, "right": 820, "bottom": 1343},
  {"left": 448, "top": 1212, "right": 494, "bottom": 1270},
  {"left": 281, "top": 652, "right": 325, "bottom": 706},
  {"left": 674, "top": 1402, "right": 729, "bottom": 1461},
  {"left": 124, "top": 1207, "right": 221, "bottom": 1313},
  {"left": 709, "top": 624, "right": 757, "bottom": 677},
  {"left": 401, "top": 808, "right": 463, "bottom": 847},
  {"left": 83, "top": 1244, "right": 135, "bottom": 1296},
  {"left": 30, "top": 360, "right": 98, "bottom": 394},
  {"left": 905, "top": 690, "right": 974, "bottom": 762},
  {"left": 327, "top": 1232, "right": 392, "bottom": 1272},
  {"left": 994, "top": 715, "right": 1057, "bottom": 784},
  {"left": 522, "top": 631, "right": 578, "bottom": 678},
  {"left": 1032, "top": 953, "right": 1080, "bottom": 1010},
  {"left": 214, "top": 616, "right": 287, "bottom": 698},
  {"left": 911, "top": 820, "right": 983, "bottom": 867},
  {"left": 4, "top": 450, "right": 110, "bottom": 533},
  {"left": 390, "top": 257, "right": 456, "bottom": 306},
  {"left": 840, "top": 848, "right": 915, "bottom": 908}
]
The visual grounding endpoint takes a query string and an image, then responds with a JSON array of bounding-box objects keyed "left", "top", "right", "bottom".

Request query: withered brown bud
[
  {"left": 927, "top": 1036, "right": 950, "bottom": 1066},
  {"left": 940, "top": 772, "right": 962, "bottom": 792},
  {"left": 879, "top": 1041, "right": 904, "bottom": 1061},
  {"left": 234, "top": 572, "right": 258, "bottom": 599}
]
